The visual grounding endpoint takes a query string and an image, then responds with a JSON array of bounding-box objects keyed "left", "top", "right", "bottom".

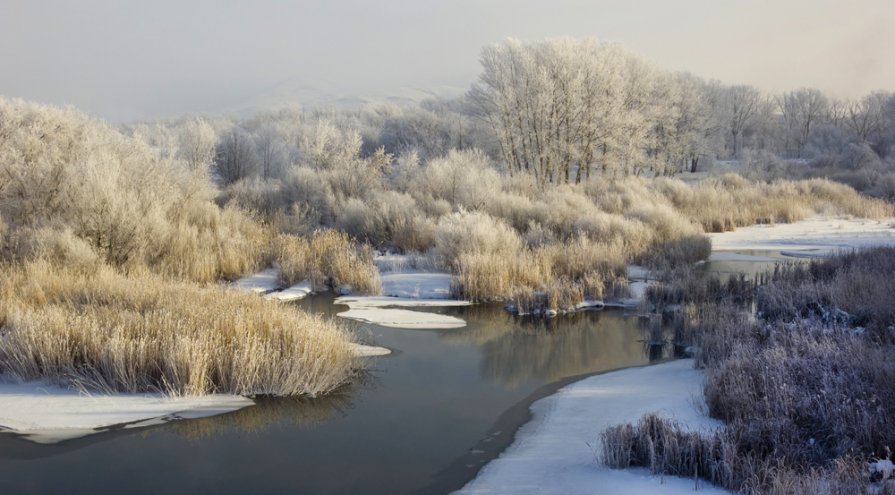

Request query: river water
[{"left": 0, "top": 252, "right": 790, "bottom": 495}]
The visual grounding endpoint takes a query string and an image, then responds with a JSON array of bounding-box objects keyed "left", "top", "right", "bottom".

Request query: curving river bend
[{"left": 0, "top": 254, "right": 783, "bottom": 495}]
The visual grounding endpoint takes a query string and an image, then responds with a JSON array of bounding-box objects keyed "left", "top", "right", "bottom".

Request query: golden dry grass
[
  {"left": 273, "top": 230, "right": 381, "bottom": 294},
  {"left": 0, "top": 261, "right": 358, "bottom": 397},
  {"left": 654, "top": 174, "right": 890, "bottom": 232}
]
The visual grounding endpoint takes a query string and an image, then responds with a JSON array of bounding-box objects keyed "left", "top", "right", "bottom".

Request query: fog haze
[{"left": 1, "top": 0, "right": 892, "bottom": 121}]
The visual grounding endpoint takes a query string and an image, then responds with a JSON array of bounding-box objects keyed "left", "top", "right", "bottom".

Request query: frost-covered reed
[{"left": 603, "top": 248, "right": 895, "bottom": 493}]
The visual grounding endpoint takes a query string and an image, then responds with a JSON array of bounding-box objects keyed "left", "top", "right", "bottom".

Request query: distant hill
[{"left": 218, "top": 77, "right": 468, "bottom": 116}]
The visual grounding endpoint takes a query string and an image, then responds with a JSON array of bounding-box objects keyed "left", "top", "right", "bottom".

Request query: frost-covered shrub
[
  {"left": 872, "top": 172, "right": 895, "bottom": 202},
  {"left": 483, "top": 192, "right": 542, "bottom": 231},
  {"left": 609, "top": 249, "right": 895, "bottom": 494},
  {"left": 224, "top": 177, "right": 284, "bottom": 215},
  {"left": 0, "top": 97, "right": 267, "bottom": 282},
  {"left": 335, "top": 191, "right": 434, "bottom": 251},
  {"left": 740, "top": 148, "right": 787, "bottom": 181},
  {"left": 418, "top": 149, "right": 501, "bottom": 210},
  {"left": 432, "top": 211, "right": 521, "bottom": 269}
]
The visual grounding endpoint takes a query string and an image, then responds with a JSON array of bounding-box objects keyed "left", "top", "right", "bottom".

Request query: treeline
[{"left": 124, "top": 39, "right": 895, "bottom": 200}]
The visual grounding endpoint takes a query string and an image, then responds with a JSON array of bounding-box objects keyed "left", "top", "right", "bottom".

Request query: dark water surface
[{"left": 0, "top": 297, "right": 668, "bottom": 495}]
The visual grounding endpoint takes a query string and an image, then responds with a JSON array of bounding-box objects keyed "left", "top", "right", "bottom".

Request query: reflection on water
[
  {"left": 164, "top": 389, "right": 356, "bottom": 441},
  {"left": 449, "top": 307, "right": 660, "bottom": 387},
  {"left": 0, "top": 297, "right": 669, "bottom": 495}
]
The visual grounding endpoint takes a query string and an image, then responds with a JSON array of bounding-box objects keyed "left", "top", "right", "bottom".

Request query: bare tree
[
  {"left": 724, "top": 85, "right": 762, "bottom": 158},
  {"left": 215, "top": 128, "right": 257, "bottom": 185},
  {"left": 846, "top": 91, "right": 892, "bottom": 152},
  {"left": 777, "top": 88, "right": 829, "bottom": 157}
]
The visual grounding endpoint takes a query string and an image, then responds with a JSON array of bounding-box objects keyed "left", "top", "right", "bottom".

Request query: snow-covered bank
[
  {"left": 0, "top": 381, "right": 254, "bottom": 444},
  {"left": 231, "top": 268, "right": 281, "bottom": 293},
  {"left": 708, "top": 251, "right": 781, "bottom": 262},
  {"left": 264, "top": 280, "right": 313, "bottom": 301},
  {"left": 710, "top": 216, "right": 895, "bottom": 254},
  {"left": 456, "top": 360, "right": 728, "bottom": 495},
  {"left": 381, "top": 272, "right": 454, "bottom": 299},
  {"left": 233, "top": 269, "right": 315, "bottom": 301}
]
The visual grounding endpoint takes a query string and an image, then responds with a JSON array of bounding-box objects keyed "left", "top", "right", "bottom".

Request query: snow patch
[
  {"left": 348, "top": 343, "right": 392, "bottom": 357},
  {"left": 0, "top": 381, "right": 254, "bottom": 444},
  {"left": 456, "top": 359, "right": 728, "bottom": 494},
  {"left": 708, "top": 252, "right": 780, "bottom": 262},
  {"left": 231, "top": 268, "right": 281, "bottom": 294},
  {"left": 627, "top": 265, "right": 650, "bottom": 281},
  {"left": 572, "top": 300, "right": 605, "bottom": 311},
  {"left": 710, "top": 217, "right": 895, "bottom": 252},
  {"left": 335, "top": 296, "right": 470, "bottom": 308},
  {"left": 264, "top": 280, "right": 313, "bottom": 301},
  {"left": 337, "top": 263, "right": 469, "bottom": 329},
  {"left": 337, "top": 307, "right": 466, "bottom": 329},
  {"left": 380, "top": 272, "right": 455, "bottom": 299},
  {"left": 628, "top": 281, "right": 650, "bottom": 300}
]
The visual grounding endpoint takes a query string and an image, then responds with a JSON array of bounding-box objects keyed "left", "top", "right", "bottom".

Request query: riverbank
[{"left": 456, "top": 359, "right": 728, "bottom": 494}]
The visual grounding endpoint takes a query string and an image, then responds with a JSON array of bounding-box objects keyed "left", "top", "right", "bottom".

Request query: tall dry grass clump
[
  {"left": 654, "top": 174, "right": 890, "bottom": 232},
  {"left": 437, "top": 211, "right": 630, "bottom": 309},
  {"left": 274, "top": 230, "right": 381, "bottom": 294},
  {"left": 0, "top": 261, "right": 357, "bottom": 397}
]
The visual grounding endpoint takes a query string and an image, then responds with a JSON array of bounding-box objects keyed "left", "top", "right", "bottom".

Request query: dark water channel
[
  {"left": 0, "top": 299, "right": 669, "bottom": 495},
  {"left": 0, "top": 252, "right": 791, "bottom": 495}
]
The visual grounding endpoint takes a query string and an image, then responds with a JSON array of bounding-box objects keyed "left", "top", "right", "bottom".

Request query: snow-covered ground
[
  {"left": 264, "top": 280, "right": 313, "bottom": 301},
  {"left": 708, "top": 251, "right": 781, "bottom": 262},
  {"left": 710, "top": 216, "right": 895, "bottom": 256},
  {"left": 0, "top": 381, "right": 254, "bottom": 444},
  {"left": 381, "top": 272, "right": 454, "bottom": 299},
  {"left": 233, "top": 268, "right": 316, "bottom": 301},
  {"left": 231, "top": 268, "right": 281, "bottom": 293},
  {"left": 456, "top": 359, "right": 728, "bottom": 495}
]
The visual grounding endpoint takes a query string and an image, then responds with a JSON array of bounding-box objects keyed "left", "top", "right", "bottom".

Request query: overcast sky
[{"left": 1, "top": 0, "right": 893, "bottom": 122}]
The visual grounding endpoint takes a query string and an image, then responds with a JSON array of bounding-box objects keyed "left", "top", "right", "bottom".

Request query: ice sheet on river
[
  {"left": 336, "top": 267, "right": 470, "bottom": 328},
  {"left": 0, "top": 381, "right": 254, "bottom": 444}
]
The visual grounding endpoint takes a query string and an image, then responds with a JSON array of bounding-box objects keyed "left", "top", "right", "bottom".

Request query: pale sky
[{"left": 1, "top": 0, "right": 893, "bottom": 122}]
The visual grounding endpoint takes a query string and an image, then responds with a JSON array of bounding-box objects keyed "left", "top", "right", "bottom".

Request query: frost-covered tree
[
  {"left": 215, "top": 127, "right": 257, "bottom": 185},
  {"left": 472, "top": 38, "right": 676, "bottom": 183},
  {"left": 846, "top": 91, "right": 892, "bottom": 151},
  {"left": 176, "top": 117, "right": 217, "bottom": 172},
  {"left": 722, "top": 85, "right": 762, "bottom": 158},
  {"left": 777, "top": 88, "right": 829, "bottom": 158}
]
